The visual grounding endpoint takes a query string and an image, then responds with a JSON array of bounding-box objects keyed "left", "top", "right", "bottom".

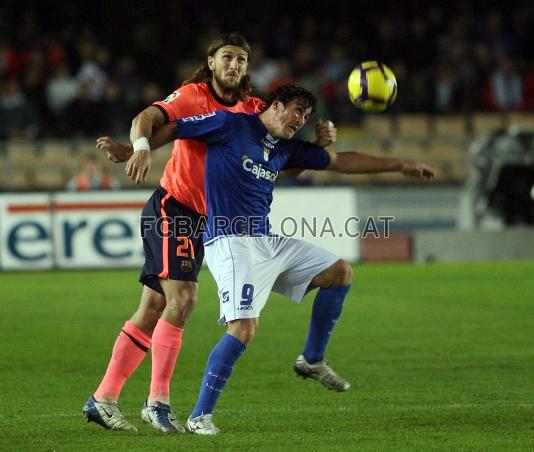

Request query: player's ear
[
  {"left": 207, "top": 56, "right": 215, "bottom": 71},
  {"left": 272, "top": 100, "right": 284, "bottom": 112}
]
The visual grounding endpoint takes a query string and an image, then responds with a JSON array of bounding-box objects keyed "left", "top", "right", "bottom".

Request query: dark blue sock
[
  {"left": 302, "top": 285, "right": 351, "bottom": 364},
  {"left": 191, "top": 333, "right": 246, "bottom": 418}
]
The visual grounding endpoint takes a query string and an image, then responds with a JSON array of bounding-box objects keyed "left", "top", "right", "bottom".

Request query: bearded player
[{"left": 83, "top": 33, "right": 336, "bottom": 433}]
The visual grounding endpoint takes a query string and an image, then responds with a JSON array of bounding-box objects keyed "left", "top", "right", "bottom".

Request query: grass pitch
[{"left": 1, "top": 261, "right": 533, "bottom": 451}]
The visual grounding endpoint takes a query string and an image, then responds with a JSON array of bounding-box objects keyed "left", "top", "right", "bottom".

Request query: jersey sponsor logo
[
  {"left": 220, "top": 291, "right": 229, "bottom": 303},
  {"left": 237, "top": 305, "right": 253, "bottom": 311},
  {"left": 181, "top": 111, "right": 216, "bottom": 122},
  {"left": 242, "top": 156, "right": 279, "bottom": 182},
  {"left": 163, "top": 91, "right": 181, "bottom": 103}
]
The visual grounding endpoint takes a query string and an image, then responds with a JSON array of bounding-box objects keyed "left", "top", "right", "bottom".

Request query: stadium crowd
[{"left": 0, "top": 1, "right": 533, "bottom": 140}]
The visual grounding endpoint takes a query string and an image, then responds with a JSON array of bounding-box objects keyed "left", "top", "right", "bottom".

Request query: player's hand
[
  {"left": 96, "top": 136, "right": 133, "bottom": 163},
  {"left": 400, "top": 161, "right": 437, "bottom": 180},
  {"left": 314, "top": 119, "right": 337, "bottom": 147},
  {"left": 126, "top": 150, "right": 152, "bottom": 184}
]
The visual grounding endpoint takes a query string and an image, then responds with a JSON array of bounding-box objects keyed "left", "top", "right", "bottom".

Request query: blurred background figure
[
  {"left": 490, "top": 56, "right": 523, "bottom": 111},
  {"left": 0, "top": 78, "right": 40, "bottom": 139},
  {"left": 66, "top": 154, "right": 120, "bottom": 191}
]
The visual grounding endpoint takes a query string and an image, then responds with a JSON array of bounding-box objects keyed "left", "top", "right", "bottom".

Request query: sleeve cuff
[{"left": 152, "top": 104, "right": 170, "bottom": 124}]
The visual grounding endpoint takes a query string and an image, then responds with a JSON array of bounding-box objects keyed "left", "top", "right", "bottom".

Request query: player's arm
[
  {"left": 125, "top": 106, "right": 169, "bottom": 184},
  {"left": 97, "top": 124, "right": 177, "bottom": 164},
  {"left": 326, "top": 150, "right": 436, "bottom": 180}
]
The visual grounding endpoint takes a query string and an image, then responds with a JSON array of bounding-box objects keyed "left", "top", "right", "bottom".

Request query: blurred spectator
[
  {"left": 449, "top": 42, "right": 481, "bottom": 112},
  {"left": 389, "top": 60, "right": 424, "bottom": 113},
  {"left": 66, "top": 154, "right": 120, "bottom": 191},
  {"left": 293, "top": 43, "right": 316, "bottom": 78},
  {"left": 0, "top": 39, "right": 20, "bottom": 79},
  {"left": 99, "top": 81, "right": 130, "bottom": 136},
  {"left": 20, "top": 46, "right": 48, "bottom": 119},
  {"left": 77, "top": 46, "right": 110, "bottom": 101},
  {"left": 434, "top": 65, "right": 456, "bottom": 113},
  {"left": 267, "top": 59, "right": 298, "bottom": 92},
  {"left": 522, "top": 61, "right": 534, "bottom": 111},
  {"left": 0, "top": 0, "right": 533, "bottom": 130},
  {"left": 481, "top": 10, "right": 517, "bottom": 59},
  {"left": 46, "top": 63, "right": 79, "bottom": 115},
  {"left": 248, "top": 45, "right": 280, "bottom": 97},
  {"left": 63, "top": 81, "right": 101, "bottom": 137},
  {"left": 323, "top": 45, "right": 352, "bottom": 82},
  {"left": 136, "top": 82, "right": 164, "bottom": 111},
  {"left": 490, "top": 56, "right": 523, "bottom": 111},
  {"left": 0, "top": 79, "right": 40, "bottom": 139},
  {"left": 112, "top": 56, "right": 142, "bottom": 111}
]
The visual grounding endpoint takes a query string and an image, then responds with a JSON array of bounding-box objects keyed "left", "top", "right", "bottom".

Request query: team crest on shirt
[
  {"left": 263, "top": 147, "right": 270, "bottom": 161},
  {"left": 180, "top": 260, "right": 193, "bottom": 273},
  {"left": 261, "top": 134, "right": 278, "bottom": 162}
]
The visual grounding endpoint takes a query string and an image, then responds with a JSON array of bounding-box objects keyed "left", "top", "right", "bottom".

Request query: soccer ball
[{"left": 347, "top": 61, "right": 397, "bottom": 112}]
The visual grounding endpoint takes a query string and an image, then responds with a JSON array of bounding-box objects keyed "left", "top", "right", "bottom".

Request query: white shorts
[{"left": 204, "top": 235, "right": 339, "bottom": 325}]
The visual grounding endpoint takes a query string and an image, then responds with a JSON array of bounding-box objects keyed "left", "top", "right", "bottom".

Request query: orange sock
[
  {"left": 94, "top": 320, "right": 151, "bottom": 401},
  {"left": 148, "top": 319, "right": 183, "bottom": 402}
]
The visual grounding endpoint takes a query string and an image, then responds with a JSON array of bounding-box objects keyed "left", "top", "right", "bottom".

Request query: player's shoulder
[
  {"left": 240, "top": 95, "right": 265, "bottom": 113},
  {"left": 174, "top": 82, "right": 209, "bottom": 100},
  {"left": 216, "top": 110, "right": 253, "bottom": 127},
  {"left": 156, "top": 83, "right": 211, "bottom": 120}
]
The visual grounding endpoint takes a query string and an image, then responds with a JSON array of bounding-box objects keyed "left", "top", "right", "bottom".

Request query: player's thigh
[
  {"left": 139, "top": 285, "right": 166, "bottom": 312},
  {"left": 205, "top": 237, "right": 279, "bottom": 324},
  {"left": 139, "top": 188, "right": 204, "bottom": 294},
  {"left": 271, "top": 237, "right": 339, "bottom": 302}
]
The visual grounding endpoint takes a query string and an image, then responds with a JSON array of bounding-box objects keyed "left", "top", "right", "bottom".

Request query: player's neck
[
  {"left": 210, "top": 80, "right": 238, "bottom": 104},
  {"left": 258, "top": 111, "right": 280, "bottom": 139}
]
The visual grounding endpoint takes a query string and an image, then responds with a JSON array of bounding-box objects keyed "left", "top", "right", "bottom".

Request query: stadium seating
[{"left": 1, "top": 113, "right": 533, "bottom": 191}]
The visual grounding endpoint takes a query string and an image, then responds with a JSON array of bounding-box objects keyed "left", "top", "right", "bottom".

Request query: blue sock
[
  {"left": 191, "top": 333, "right": 246, "bottom": 418},
  {"left": 302, "top": 285, "right": 351, "bottom": 364}
]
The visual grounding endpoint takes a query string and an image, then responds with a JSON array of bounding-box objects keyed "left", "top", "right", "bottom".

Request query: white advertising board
[
  {"left": 0, "top": 187, "right": 359, "bottom": 270},
  {"left": 270, "top": 187, "right": 360, "bottom": 262},
  {"left": 51, "top": 191, "right": 151, "bottom": 268},
  {"left": 0, "top": 193, "right": 54, "bottom": 270}
]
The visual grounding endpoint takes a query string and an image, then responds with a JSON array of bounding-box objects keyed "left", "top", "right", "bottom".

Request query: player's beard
[{"left": 213, "top": 72, "right": 241, "bottom": 98}]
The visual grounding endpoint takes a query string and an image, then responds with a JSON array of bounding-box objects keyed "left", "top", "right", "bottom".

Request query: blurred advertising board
[{"left": 0, "top": 188, "right": 359, "bottom": 270}]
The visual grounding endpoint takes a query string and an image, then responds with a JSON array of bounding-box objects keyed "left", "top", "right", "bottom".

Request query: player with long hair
[{"left": 83, "top": 33, "right": 337, "bottom": 433}]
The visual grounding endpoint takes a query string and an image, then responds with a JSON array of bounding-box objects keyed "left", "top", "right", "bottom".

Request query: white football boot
[
  {"left": 294, "top": 355, "right": 350, "bottom": 392},
  {"left": 186, "top": 414, "right": 220, "bottom": 435},
  {"left": 83, "top": 396, "right": 138, "bottom": 431}
]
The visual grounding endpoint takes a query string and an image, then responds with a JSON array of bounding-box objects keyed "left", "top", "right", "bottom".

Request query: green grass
[{"left": 1, "top": 261, "right": 533, "bottom": 451}]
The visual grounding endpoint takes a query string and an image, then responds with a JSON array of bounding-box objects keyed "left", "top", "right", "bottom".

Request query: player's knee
[
  {"left": 335, "top": 260, "right": 353, "bottom": 286},
  {"left": 130, "top": 287, "right": 166, "bottom": 334},
  {"left": 144, "top": 292, "right": 166, "bottom": 316},
  {"left": 164, "top": 282, "right": 199, "bottom": 315},
  {"left": 227, "top": 318, "right": 258, "bottom": 345}
]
